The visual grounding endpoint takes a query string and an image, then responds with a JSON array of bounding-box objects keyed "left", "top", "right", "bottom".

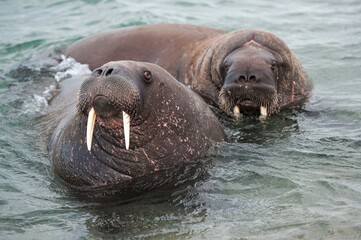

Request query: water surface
[{"left": 1, "top": 0, "right": 361, "bottom": 239}]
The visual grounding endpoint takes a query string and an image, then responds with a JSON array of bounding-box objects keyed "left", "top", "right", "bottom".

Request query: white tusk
[
  {"left": 260, "top": 106, "right": 268, "bottom": 117},
  {"left": 233, "top": 105, "right": 241, "bottom": 119},
  {"left": 123, "top": 111, "right": 131, "bottom": 150},
  {"left": 86, "top": 107, "right": 96, "bottom": 151}
]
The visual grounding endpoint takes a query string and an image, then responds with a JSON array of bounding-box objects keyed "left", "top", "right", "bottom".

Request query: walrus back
[{"left": 66, "top": 24, "right": 224, "bottom": 76}]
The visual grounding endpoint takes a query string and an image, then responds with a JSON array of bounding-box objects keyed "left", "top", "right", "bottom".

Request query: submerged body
[
  {"left": 66, "top": 24, "right": 312, "bottom": 118},
  {"left": 41, "top": 61, "right": 224, "bottom": 192}
]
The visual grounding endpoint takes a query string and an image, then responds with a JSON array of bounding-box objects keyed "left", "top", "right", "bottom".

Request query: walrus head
[
  {"left": 219, "top": 41, "right": 283, "bottom": 117},
  {"left": 77, "top": 60, "right": 224, "bottom": 154},
  {"left": 189, "top": 29, "right": 312, "bottom": 119},
  {"left": 78, "top": 61, "right": 153, "bottom": 151}
]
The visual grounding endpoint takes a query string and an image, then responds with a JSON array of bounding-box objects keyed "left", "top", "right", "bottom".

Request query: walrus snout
[
  {"left": 93, "top": 95, "right": 116, "bottom": 118},
  {"left": 218, "top": 83, "right": 279, "bottom": 118},
  {"left": 222, "top": 60, "right": 278, "bottom": 116},
  {"left": 78, "top": 65, "right": 144, "bottom": 151},
  {"left": 224, "top": 60, "right": 277, "bottom": 86},
  {"left": 78, "top": 73, "right": 142, "bottom": 116}
]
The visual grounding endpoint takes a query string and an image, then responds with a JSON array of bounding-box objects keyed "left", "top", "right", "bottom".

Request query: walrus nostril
[
  {"left": 105, "top": 68, "right": 113, "bottom": 76},
  {"left": 239, "top": 75, "right": 246, "bottom": 81},
  {"left": 238, "top": 74, "right": 256, "bottom": 82},
  {"left": 249, "top": 75, "right": 256, "bottom": 81},
  {"left": 92, "top": 69, "right": 102, "bottom": 77}
]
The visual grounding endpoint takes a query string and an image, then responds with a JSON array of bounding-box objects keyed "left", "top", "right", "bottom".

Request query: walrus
[
  {"left": 41, "top": 61, "right": 224, "bottom": 192},
  {"left": 66, "top": 24, "right": 312, "bottom": 118}
]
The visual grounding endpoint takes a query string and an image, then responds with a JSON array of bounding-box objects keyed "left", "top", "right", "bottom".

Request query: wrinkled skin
[
  {"left": 66, "top": 24, "right": 312, "bottom": 118},
  {"left": 42, "top": 61, "right": 224, "bottom": 192},
  {"left": 219, "top": 41, "right": 282, "bottom": 116}
]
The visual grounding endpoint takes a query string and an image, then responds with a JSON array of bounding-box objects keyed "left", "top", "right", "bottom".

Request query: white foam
[
  {"left": 23, "top": 56, "right": 92, "bottom": 115},
  {"left": 23, "top": 94, "right": 49, "bottom": 114},
  {"left": 52, "top": 55, "right": 91, "bottom": 82},
  {"left": 45, "top": 55, "right": 91, "bottom": 101},
  {"left": 42, "top": 84, "right": 59, "bottom": 102}
]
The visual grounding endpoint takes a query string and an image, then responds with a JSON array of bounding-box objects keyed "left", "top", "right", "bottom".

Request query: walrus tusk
[
  {"left": 86, "top": 109, "right": 130, "bottom": 151},
  {"left": 86, "top": 107, "right": 96, "bottom": 151},
  {"left": 260, "top": 106, "right": 268, "bottom": 117},
  {"left": 123, "top": 111, "right": 131, "bottom": 150},
  {"left": 233, "top": 105, "right": 241, "bottom": 119}
]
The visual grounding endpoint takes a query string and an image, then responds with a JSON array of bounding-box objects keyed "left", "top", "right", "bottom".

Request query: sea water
[{"left": 1, "top": 0, "right": 361, "bottom": 239}]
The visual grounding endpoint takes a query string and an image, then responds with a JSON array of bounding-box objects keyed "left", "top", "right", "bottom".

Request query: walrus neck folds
[{"left": 186, "top": 37, "right": 224, "bottom": 106}]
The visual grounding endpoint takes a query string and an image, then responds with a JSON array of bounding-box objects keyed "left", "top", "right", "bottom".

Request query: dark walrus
[
  {"left": 66, "top": 24, "right": 313, "bottom": 118},
  {"left": 40, "top": 61, "right": 224, "bottom": 193}
]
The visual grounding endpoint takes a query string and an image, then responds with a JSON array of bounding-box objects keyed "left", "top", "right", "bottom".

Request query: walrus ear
[
  {"left": 271, "top": 50, "right": 284, "bottom": 66},
  {"left": 219, "top": 61, "right": 229, "bottom": 79}
]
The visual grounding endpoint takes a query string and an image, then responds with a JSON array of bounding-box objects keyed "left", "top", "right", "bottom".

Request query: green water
[{"left": 1, "top": 0, "right": 361, "bottom": 239}]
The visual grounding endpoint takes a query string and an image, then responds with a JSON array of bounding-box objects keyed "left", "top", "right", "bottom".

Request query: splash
[
  {"left": 22, "top": 94, "right": 49, "bottom": 114},
  {"left": 52, "top": 55, "right": 91, "bottom": 82},
  {"left": 44, "top": 55, "right": 91, "bottom": 102},
  {"left": 21, "top": 55, "right": 91, "bottom": 115}
]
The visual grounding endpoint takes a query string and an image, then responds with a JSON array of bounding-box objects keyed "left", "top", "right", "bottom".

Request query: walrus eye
[
  {"left": 143, "top": 70, "right": 153, "bottom": 83},
  {"left": 271, "top": 60, "right": 277, "bottom": 71},
  {"left": 224, "top": 62, "right": 229, "bottom": 72}
]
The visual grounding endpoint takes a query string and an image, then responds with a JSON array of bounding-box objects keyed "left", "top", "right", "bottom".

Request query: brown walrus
[
  {"left": 40, "top": 61, "right": 224, "bottom": 192},
  {"left": 66, "top": 24, "right": 312, "bottom": 118}
]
